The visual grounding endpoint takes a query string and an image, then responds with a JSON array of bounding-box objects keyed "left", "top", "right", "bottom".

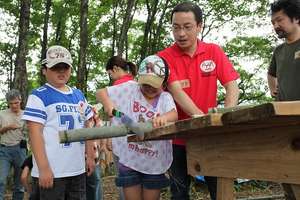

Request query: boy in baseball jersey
[{"left": 22, "top": 45, "right": 95, "bottom": 200}]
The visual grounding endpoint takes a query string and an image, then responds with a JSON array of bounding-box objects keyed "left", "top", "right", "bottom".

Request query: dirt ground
[
  {"left": 4, "top": 176, "right": 285, "bottom": 200},
  {"left": 103, "top": 176, "right": 285, "bottom": 200}
]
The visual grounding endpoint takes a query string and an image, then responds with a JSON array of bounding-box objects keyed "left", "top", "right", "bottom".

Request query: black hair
[
  {"left": 106, "top": 56, "right": 137, "bottom": 77},
  {"left": 271, "top": 0, "right": 300, "bottom": 25},
  {"left": 160, "top": 57, "right": 170, "bottom": 88},
  {"left": 171, "top": 1, "right": 203, "bottom": 25}
]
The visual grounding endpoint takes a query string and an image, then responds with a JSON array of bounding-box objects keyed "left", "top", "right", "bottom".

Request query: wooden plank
[
  {"left": 129, "top": 115, "right": 300, "bottom": 142},
  {"left": 217, "top": 177, "right": 235, "bottom": 200},
  {"left": 186, "top": 125, "right": 300, "bottom": 184},
  {"left": 222, "top": 101, "right": 300, "bottom": 125},
  {"left": 128, "top": 114, "right": 222, "bottom": 142},
  {"left": 221, "top": 103, "right": 275, "bottom": 124},
  {"left": 273, "top": 101, "right": 300, "bottom": 115},
  {"left": 291, "top": 184, "right": 300, "bottom": 200},
  {"left": 128, "top": 102, "right": 300, "bottom": 142}
]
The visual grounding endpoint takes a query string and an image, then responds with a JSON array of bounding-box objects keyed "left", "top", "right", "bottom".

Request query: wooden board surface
[
  {"left": 127, "top": 101, "right": 300, "bottom": 189},
  {"left": 128, "top": 101, "right": 300, "bottom": 142},
  {"left": 128, "top": 113, "right": 222, "bottom": 142},
  {"left": 186, "top": 124, "right": 300, "bottom": 184},
  {"left": 222, "top": 101, "right": 300, "bottom": 125}
]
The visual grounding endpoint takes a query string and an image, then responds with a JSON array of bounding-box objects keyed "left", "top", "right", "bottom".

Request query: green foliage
[
  {"left": 0, "top": 99, "right": 7, "bottom": 110},
  {"left": 0, "top": 0, "right": 277, "bottom": 105},
  {"left": 217, "top": 36, "right": 274, "bottom": 105}
]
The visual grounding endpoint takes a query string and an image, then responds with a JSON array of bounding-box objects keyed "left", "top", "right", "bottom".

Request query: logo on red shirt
[{"left": 200, "top": 60, "right": 216, "bottom": 73}]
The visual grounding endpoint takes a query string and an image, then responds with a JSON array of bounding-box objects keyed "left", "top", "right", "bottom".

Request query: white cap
[
  {"left": 41, "top": 45, "right": 72, "bottom": 68},
  {"left": 138, "top": 55, "right": 167, "bottom": 89}
]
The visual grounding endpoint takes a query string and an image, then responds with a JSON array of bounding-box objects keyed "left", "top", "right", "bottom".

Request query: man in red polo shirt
[{"left": 158, "top": 2, "right": 240, "bottom": 200}]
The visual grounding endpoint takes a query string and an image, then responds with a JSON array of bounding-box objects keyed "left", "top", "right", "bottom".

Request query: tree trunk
[
  {"left": 77, "top": 0, "right": 89, "bottom": 94},
  {"left": 39, "top": 0, "right": 51, "bottom": 86},
  {"left": 150, "top": 0, "right": 170, "bottom": 54},
  {"left": 14, "top": 0, "right": 31, "bottom": 107},
  {"left": 139, "top": 0, "right": 159, "bottom": 61},
  {"left": 117, "top": 0, "right": 136, "bottom": 56},
  {"left": 111, "top": 0, "right": 119, "bottom": 57},
  {"left": 54, "top": 2, "right": 67, "bottom": 45}
]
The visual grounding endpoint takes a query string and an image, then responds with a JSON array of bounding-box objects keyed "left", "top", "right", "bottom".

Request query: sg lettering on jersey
[{"left": 56, "top": 104, "right": 80, "bottom": 113}]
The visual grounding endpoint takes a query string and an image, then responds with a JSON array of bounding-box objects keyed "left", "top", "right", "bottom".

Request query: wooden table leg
[
  {"left": 291, "top": 184, "right": 300, "bottom": 200},
  {"left": 217, "top": 177, "right": 235, "bottom": 200}
]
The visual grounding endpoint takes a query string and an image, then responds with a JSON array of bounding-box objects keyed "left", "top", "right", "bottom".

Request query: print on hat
[
  {"left": 42, "top": 45, "right": 72, "bottom": 68},
  {"left": 138, "top": 55, "right": 166, "bottom": 89}
]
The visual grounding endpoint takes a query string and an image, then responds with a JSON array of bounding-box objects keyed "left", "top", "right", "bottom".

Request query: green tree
[
  {"left": 0, "top": 0, "right": 276, "bottom": 106},
  {"left": 13, "top": 0, "right": 31, "bottom": 107}
]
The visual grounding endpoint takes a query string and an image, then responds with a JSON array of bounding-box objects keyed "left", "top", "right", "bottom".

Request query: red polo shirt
[
  {"left": 158, "top": 40, "right": 239, "bottom": 145},
  {"left": 113, "top": 74, "right": 134, "bottom": 86}
]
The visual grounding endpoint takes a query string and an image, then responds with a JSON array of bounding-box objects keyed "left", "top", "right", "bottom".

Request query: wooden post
[
  {"left": 217, "top": 177, "right": 235, "bottom": 200},
  {"left": 291, "top": 184, "right": 300, "bottom": 200}
]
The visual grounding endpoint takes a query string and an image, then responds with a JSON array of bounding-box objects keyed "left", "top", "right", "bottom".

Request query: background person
[
  {"left": 267, "top": 0, "right": 300, "bottom": 199},
  {"left": 104, "top": 55, "right": 137, "bottom": 200},
  {"left": 20, "top": 154, "right": 40, "bottom": 200},
  {"left": 0, "top": 89, "right": 27, "bottom": 200},
  {"left": 86, "top": 106, "right": 104, "bottom": 200}
]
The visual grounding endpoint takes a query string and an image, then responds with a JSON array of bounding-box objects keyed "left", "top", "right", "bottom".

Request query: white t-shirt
[
  {"left": 108, "top": 81, "right": 175, "bottom": 174},
  {"left": 22, "top": 83, "right": 93, "bottom": 178}
]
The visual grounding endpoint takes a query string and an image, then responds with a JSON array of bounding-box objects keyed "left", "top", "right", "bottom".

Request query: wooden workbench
[{"left": 129, "top": 101, "right": 300, "bottom": 199}]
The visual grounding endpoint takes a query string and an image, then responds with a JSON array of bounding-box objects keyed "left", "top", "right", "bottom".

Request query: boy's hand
[
  {"left": 38, "top": 166, "right": 54, "bottom": 189},
  {"left": 152, "top": 116, "right": 168, "bottom": 128}
]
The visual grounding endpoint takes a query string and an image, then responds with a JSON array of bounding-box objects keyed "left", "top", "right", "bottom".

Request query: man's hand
[
  {"left": 0, "top": 124, "right": 21, "bottom": 135},
  {"left": 267, "top": 74, "right": 278, "bottom": 98},
  {"left": 7, "top": 124, "right": 21, "bottom": 130},
  {"left": 270, "top": 86, "right": 278, "bottom": 97}
]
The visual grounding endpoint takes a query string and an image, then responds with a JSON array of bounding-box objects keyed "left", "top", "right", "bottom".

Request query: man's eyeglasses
[{"left": 172, "top": 24, "right": 196, "bottom": 33}]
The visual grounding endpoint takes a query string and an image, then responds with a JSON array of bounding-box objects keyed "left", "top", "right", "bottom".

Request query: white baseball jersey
[
  {"left": 108, "top": 81, "right": 175, "bottom": 174},
  {"left": 22, "top": 83, "right": 93, "bottom": 178}
]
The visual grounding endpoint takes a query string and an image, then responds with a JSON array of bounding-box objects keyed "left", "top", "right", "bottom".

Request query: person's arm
[
  {"left": 0, "top": 124, "right": 21, "bottom": 134},
  {"left": 152, "top": 108, "right": 178, "bottom": 128},
  {"left": 96, "top": 88, "right": 115, "bottom": 117},
  {"left": 267, "top": 74, "right": 278, "bottom": 98},
  {"left": 27, "top": 121, "right": 53, "bottom": 189},
  {"left": 223, "top": 80, "right": 239, "bottom": 107},
  {"left": 21, "top": 166, "right": 31, "bottom": 192},
  {"left": 168, "top": 81, "right": 204, "bottom": 116},
  {"left": 85, "top": 117, "right": 96, "bottom": 176}
]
